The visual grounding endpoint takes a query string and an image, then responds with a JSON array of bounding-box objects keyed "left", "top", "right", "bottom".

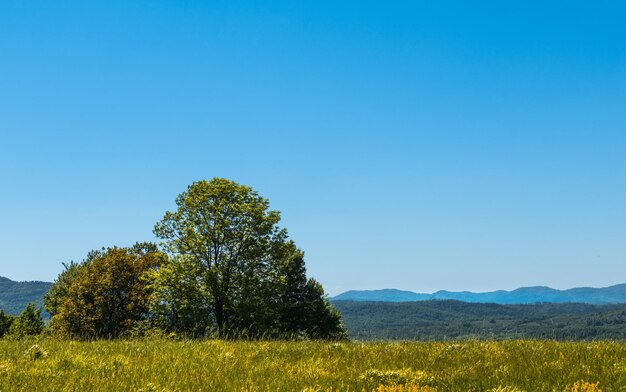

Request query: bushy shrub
[{"left": 46, "top": 243, "right": 165, "bottom": 339}]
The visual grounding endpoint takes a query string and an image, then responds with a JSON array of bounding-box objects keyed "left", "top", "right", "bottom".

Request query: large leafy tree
[
  {"left": 152, "top": 178, "right": 345, "bottom": 338},
  {"left": 46, "top": 243, "right": 164, "bottom": 338}
]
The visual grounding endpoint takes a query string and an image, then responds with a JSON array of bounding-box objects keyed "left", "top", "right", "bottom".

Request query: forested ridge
[
  {"left": 333, "top": 300, "right": 626, "bottom": 340},
  {"left": 0, "top": 277, "right": 51, "bottom": 315}
]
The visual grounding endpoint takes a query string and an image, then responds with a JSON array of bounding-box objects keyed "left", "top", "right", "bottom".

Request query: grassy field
[{"left": 0, "top": 338, "right": 623, "bottom": 391}]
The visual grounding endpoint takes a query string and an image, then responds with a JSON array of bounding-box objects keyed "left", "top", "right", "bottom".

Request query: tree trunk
[{"left": 215, "top": 300, "right": 225, "bottom": 338}]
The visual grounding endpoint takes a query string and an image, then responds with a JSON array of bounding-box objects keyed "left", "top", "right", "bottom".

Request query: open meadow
[{"left": 0, "top": 338, "right": 623, "bottom": 391}]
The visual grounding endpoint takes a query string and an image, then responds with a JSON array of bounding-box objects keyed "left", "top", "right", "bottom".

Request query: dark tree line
[{"left": 333, "top": 300, "right": 626, "bottom": 341}]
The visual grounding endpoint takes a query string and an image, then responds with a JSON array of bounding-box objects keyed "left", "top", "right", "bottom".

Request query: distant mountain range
[
  {"left": 331, "top": 285, "right": 626, "bottom": 305},
  {"left": 0, "top": 276, "right": 52, "bottom": 315}
]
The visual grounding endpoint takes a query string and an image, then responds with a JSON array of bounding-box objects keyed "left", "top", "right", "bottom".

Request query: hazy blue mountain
[
  {"left": 0, "top": 276, "right": 51, "bottom": 315},
  {"left": 332, "top": 289, "right": 431, "bottom": 302},
  {"left": 331, "top": 284, "right": 626, "bottom": 305}
]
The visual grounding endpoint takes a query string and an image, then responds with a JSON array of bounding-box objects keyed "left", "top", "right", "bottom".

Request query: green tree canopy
[
  {"left": 152, "top": 178, "right": 345, "bottom": 339},
  {"left": 46, "top": 243, "right": 164, "bottom": 338},
  {"left": 8, "top": 303, "right": 44, "bottom": 338}
]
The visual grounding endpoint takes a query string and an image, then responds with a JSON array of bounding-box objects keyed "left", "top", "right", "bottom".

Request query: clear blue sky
[{"left": 1, "top": 1, "right": 624, "bottom": 294}]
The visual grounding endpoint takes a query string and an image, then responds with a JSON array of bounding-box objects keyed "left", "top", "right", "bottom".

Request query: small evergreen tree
[
  {"left": 277, "top": 244, "right": 346, "bottom": 339},
  {"left": 8, "top": 304, "right": 44, "bottom": 338}
]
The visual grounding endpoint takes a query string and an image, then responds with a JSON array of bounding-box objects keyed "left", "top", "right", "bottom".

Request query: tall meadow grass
[{"left": 0, "top": 338, "right": 623, "bottom": 391}]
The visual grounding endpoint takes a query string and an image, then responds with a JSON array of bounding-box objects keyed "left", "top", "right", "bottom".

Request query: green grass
[{"left": 0, "top": 338, "right": 623, "bottom": 391}]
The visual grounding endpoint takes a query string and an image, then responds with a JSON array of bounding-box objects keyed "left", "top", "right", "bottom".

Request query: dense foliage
[
  {"left": 6, "top": 304, "right": 44, "bottom": 338},
  {"left": 0, "top": 339, "right": 619, "bottom": 391},
  {"left": 44, "top": 243, "right": 164, "bottom": 338},
  {"left": 0, "top": 277, "right": 51, "bottom": 316},
  {"left": 151, "top": 178, "right": 344, "bottom": 339},
  {"left": 333, "top": 300, "right": 626, "bottom": 340}
]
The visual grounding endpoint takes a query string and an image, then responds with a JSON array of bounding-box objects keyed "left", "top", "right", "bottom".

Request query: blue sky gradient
[{"left": 1, "top": 1, "right": 625, "bottom": 294}]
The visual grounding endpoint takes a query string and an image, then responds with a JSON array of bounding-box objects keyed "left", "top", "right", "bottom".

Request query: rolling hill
[{"left": 0, "top": 276, "right": 51, "bottom": 315}]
